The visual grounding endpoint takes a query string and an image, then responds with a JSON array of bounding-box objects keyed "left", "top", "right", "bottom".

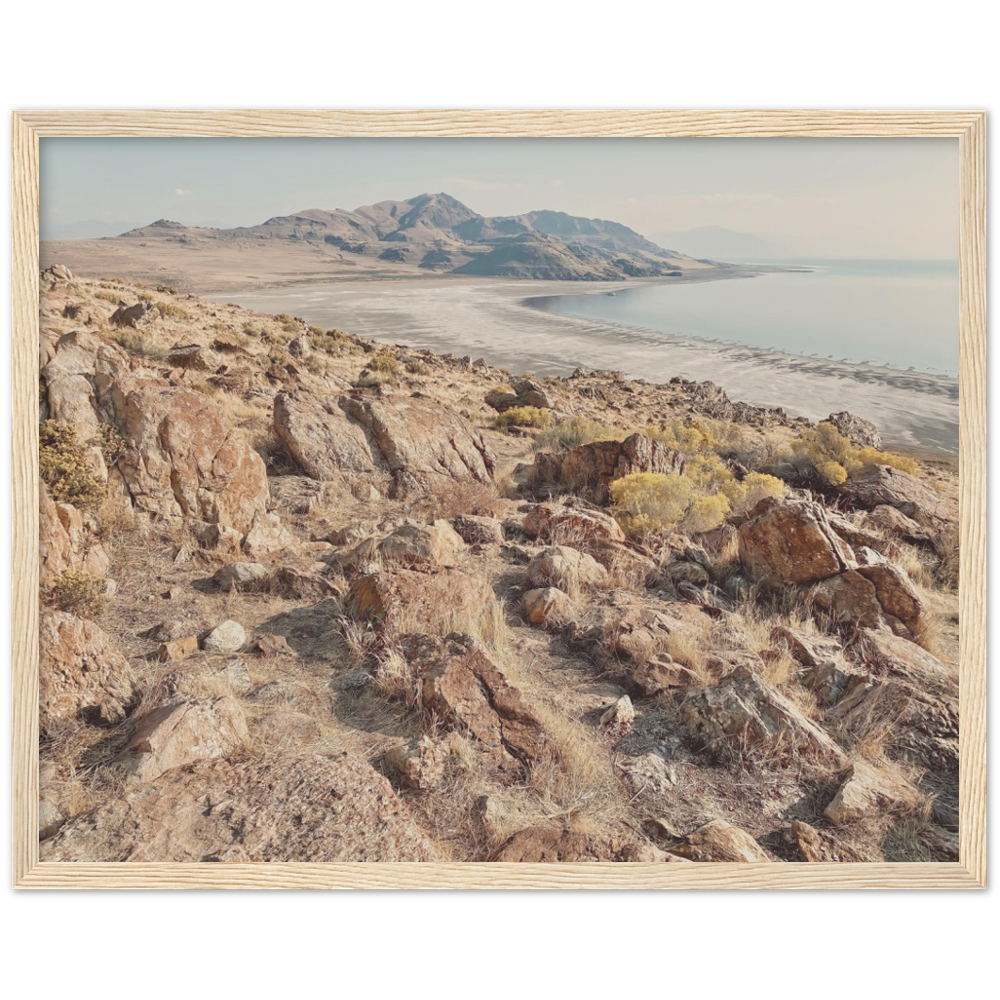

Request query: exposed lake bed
[{"left": 210, "top": 265, "right": 959, "bottom": 455}]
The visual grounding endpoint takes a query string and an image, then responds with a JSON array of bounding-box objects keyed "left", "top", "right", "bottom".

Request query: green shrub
[
  {"left": 785, "top": 422, "right": 920, "bottom": 486},
  {"left": 47, "top": 571, "right": 105, "bottom": 618},
  {"left": 39, "top": 421, "right": 105, "bottom": 509},
  {"left": 494, "top": 406, "right": 554, "bottom": 430}
]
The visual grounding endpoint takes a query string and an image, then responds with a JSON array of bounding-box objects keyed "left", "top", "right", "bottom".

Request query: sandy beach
[{"left": 207, "top": 277, "right": 959, "bottom": 455}]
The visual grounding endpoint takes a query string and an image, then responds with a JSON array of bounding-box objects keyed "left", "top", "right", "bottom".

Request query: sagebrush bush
[
  {"left": 369, "top": 349, "right": 402, "bottom": 375},
  {"left": 534, "top": 416, "right": 621, "bottom": 452},
  {"left": 785, "top": 422, "right": 919, "bottom": 486},
  {"left": 40, "top": 421, "right": 105, "bottom": 509},
  {"left": 494, "top": 406, "right": 553, "bottom": 430},
  {"left": 47, "top": 571, "right": 105, "bottom": 618},
  {"left": 155, "top": 300, "right": 193, "bottom": 320}
]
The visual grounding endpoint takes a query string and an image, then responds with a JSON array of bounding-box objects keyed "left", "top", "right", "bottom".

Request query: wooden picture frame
[{"left": 11, "top": 110, "right": 987, "bottom": 889}]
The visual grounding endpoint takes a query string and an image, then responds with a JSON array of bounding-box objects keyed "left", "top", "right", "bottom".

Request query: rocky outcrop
[
  {"left": 485, "top": 377, "right": 553, "bottom": 413},
  {"left": 347, "top": 567, "right": 497, "bottom": 638},
  {"left": 837, "top": 464, "right": 950, "bottom": 525},
  {"left": 39, "top": 611, "right": 136, "bottom": 729},
  {"left": 530, "top": 432, "right": 684, "bottom": 503},
  {"left": 491, "top": 826, "right": 666, "bottom": 862},
  {"left": 823, "top": 760, "right": 923, "bottom": 825},
  {"left": 110, "top": 381, "right": 269, "bottom": 533},
  {"left": 683, "top": 666, "right": 844, "bottom": 764},
  {"left": 825, "top": 411, "right": 882, "bottom": 449},
  {"left": 739, "top": 498, "right": 856, "bottom": 587},
  {"left": 40, "top": 753, "right": 440, "bottom": 862},
  {"left": 120, "top": 696, "right": 249, "bottom": 783},
  {"left": 39, "top": 484, "right": 110, "bottom": 590},
  {"left": 400, "top": 634, "right": 553, "bottom": 772},
  {"left": 274, "top": 388, "right": 495, "bottom": 486},
  {"left": 672, "top": 820, "right": 771, "bottom": 862},
  {"left": 109, "top": 300, "right": 153, "bottom": 328},
  {"left": 526, "top": 545, "right": 608, "bottom": 592}
]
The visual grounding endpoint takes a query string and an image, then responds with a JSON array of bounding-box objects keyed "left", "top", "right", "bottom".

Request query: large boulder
[
  {"left": 347, "top": 567, "right": 497, "bottom": 639},
  {"left": 526, "top": 545, "right": 608, "bottom": 593},
  {"left": 120, "top": 696, "right": 249, "bottom": 783},
  {"left": 39, "top": 484, "right": 110, "bottom": 590},
  {"left": 837, "top": 464, "right": 950, "bottom": 525},
  {"left": 785, "top": 821, "right": 868, "bottom": 862},
  {"left": 400, "top": 633, "right": 554, "bottom": 772},
  {"left": 530, "top": 433, "right": 684, "bottom": 503},
  {"left": 39, "top": 611, "right": 136, "bottom": 729},
  {"left": 490, "top": 826, "right": 666, "bottom": 862},
  {"left": 853, "top": 548, "right": 924, "bottom": 631},
  {"left": 672, "top": 820, "right": 771, "bottom": 862},
  {"left": 274, "top": 388, "right": 495, "bottom": 486},
  {"left": 345, "top": 520, "right": 466, "bottom": 570},
  {"left": 40, "top": 752, "right": 440, "bottom": 862},
  {"left": 110, "top": 380, "right": 269, "bottom": 533},
  {"left": 683, "top": 666, "right": 844, "bottom": 764},
  {"left": 739, "top": 498, "right": 856, "bottom": 587},
  {"left": 523, "top": 501, "right": 627, "bottom": 546}
]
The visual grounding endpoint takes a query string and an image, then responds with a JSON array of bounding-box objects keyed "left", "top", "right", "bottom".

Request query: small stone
[
  {"left": 202, "top": 620, "right": 247, "bottom": 653},
  {"left": 252, "top": 633, "right": 295, "bottom": 657},
  {"left": 212, "top": 561, "right": 269, "bottom": 591},
  {"left": 158, "top": 635, "right": 199, "bottom": 663},
  {"left": 600, "top": 695, "right": 636, "bottom": 734}
]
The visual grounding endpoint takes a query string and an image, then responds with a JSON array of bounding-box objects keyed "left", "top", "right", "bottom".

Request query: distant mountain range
[
  {"left": 113, "top": 193, "right": 718, "bottom": 281},
  {"left": 648, "top": 225, "right": 794, "bottom": 261}
]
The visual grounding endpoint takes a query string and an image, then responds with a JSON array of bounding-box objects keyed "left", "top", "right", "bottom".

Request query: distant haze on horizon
[{"left": 41, "top": 137, "right": 958, "bottom": 259}]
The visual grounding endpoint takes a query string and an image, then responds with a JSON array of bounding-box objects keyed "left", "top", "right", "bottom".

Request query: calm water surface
[{"left": 527, "top": 259, "right": 959, "bottom": 377}]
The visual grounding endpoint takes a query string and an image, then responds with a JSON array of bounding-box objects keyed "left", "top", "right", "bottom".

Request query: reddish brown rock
[
  {"left": 786, "top": 821, "right": 868, "bottom": 862},
  {"left": 490, "top": 826, "right": 666, "bottom": 862},
  {"left": 683, "top": 666, "right": 844, "bottom": 764},
  {"left": 347, "top": 567, "right": 497, "bottom": 638},
  {"left": 39, "top": 484, "right": 110, "bottom": 590},
  {"left": 40, "top": 611, "right": 136, "bottom": 729},
  {"left": 531, "top": 432, "right": 684, "bottom": 503},
  {"left": 120, "top": 696, "right": 249, "bottom": 783},
  {"left": 157, "top": 635, "right": 199, "bottom": 662},
  {"left": 522, "top": 501, "right": 627, "bottom": 546},
  {"left": 274, "top": 387, "right": 495, "bottom": 485},
  {"left": 837, "top": 464, "right": 950, "bottom": 525},
  {"left": 401, "top": 634, "right": 554, "bottom": 771},
  {"left": 823, "top": 760, "right": 923, "bottom": 825},
  {"left": 110, "top": 380, "right": 269, "bottom": 533},
  {"left": 739, "top": 498, "right": 856, "bottom": 587},
  {"left": 672, "top": 820, "right": 771, "bottom": 862}
]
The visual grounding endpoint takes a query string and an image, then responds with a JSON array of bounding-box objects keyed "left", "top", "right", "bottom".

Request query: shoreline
[{"left": 203, "top": 276, "right": 959, "bottom": 456}]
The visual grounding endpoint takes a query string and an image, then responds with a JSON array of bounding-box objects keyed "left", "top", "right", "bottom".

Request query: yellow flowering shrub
[
  {"left": 786, "top": 422, "right": 919, "bottom": 485},
  {"left": 494, "top": 406, "right": 554, "bottom": 430}
]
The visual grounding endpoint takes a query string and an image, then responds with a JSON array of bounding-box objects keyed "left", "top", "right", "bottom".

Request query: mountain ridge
[{"left": 115, "top": 192, "right": 717, "bottom": 281}]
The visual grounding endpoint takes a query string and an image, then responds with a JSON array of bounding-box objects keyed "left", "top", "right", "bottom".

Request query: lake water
[{"left": 526, "top": 259, "right": 959, "bottom": 377}]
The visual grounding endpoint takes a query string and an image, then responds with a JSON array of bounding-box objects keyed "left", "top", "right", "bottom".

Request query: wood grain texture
[
  {"left": 15, "top": 862, "right": 984, "bottom": 890},
  {"left": 12, "top": 109, "right": 988, "bottom": 138},
  {"left": 11, "top": 110, "right": 987, "bottom": 889},
  {"left": 957, "top": 113, "right": 988, "bottom": 887},
  {"left": 11, "top": 112, "right": 40, "bottom": 887}
]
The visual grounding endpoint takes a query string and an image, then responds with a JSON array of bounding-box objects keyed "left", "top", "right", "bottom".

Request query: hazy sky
[{"left": 40, "top": 137, "right": 958, "bottom": 257}]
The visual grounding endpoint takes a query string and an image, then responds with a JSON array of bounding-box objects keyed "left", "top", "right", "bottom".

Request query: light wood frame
[{"left": 11, "top": 110, "right": 987, "bottom": 889}]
